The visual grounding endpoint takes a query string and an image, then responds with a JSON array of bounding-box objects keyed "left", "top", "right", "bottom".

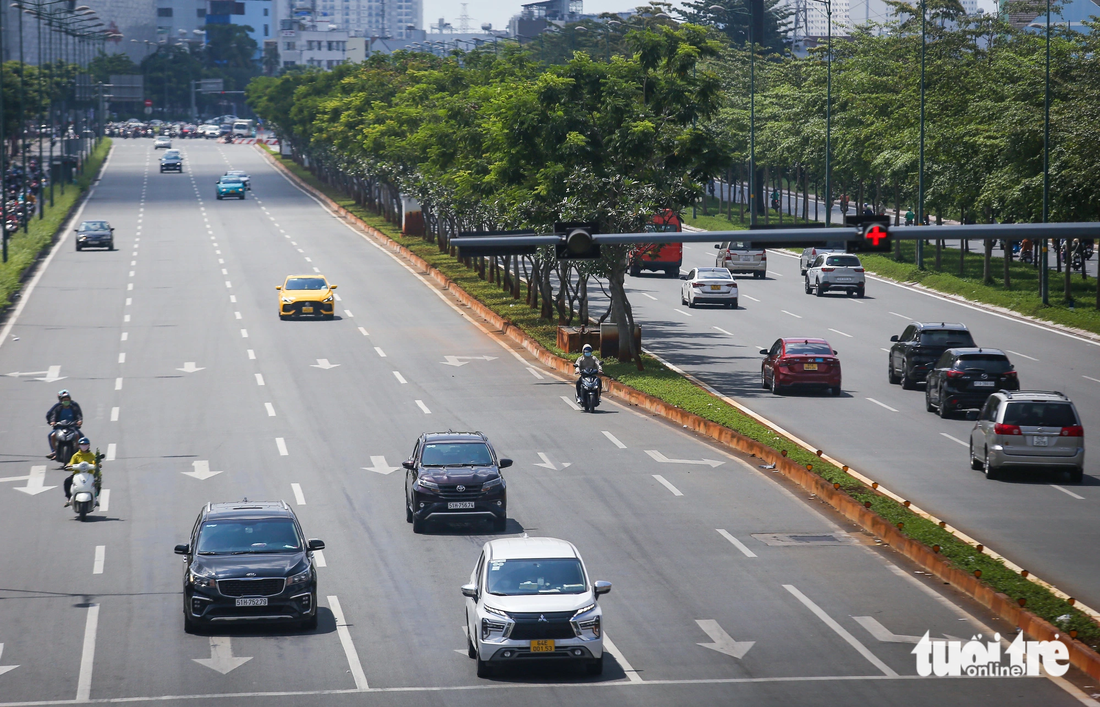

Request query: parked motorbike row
[{"left": 3, "top": 158, "right": 47, "bottom": 233}]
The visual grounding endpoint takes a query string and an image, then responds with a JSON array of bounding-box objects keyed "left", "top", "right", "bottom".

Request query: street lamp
[
  {"left": 917, "top": 0, "right": 926, "bottom": 269},
  {"left": 707, "top": 3, "right": 757, "bottom": 224},
  {"left": 1041, "top": 0, "right": 1051, "bottom": 304},
  {"left": 807, "top": 0, "right": 832, "bottom": 228}
]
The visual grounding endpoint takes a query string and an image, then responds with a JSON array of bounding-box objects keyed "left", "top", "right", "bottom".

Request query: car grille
[
  {"left": 219, "top": 578, "right": 285, "bottom": 597},
  {"left": 438, "top": 483, "right": 484, "bottom": 499},
  {"left": 508, "top": 611, "right": 576, "bottom": 640}
]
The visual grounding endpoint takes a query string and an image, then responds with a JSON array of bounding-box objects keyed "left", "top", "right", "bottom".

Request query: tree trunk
[
  {"left": 512, "top": 255, "right": 521, "bottom": 299},
  {"left": 983, "top": 239, "right": 993, "bottom": 284},
  {"left": 803, "top": 166, "right": 809, "bottom": 221},
  {"left": 1003, "top": 240, "right": 1011, "bottom": 289},
  {"left": 739, "top": 163, "right": 745, "bottom": 223},
  {"left": 540, "top": 261, "right": 554, "bottom": 320},
  {"left": 579, "top": 274, "right": 589, "bottom": 323},
  {"left": 608, "top": 266, "right": 643, "bottom": 370},
  {"left": 763, "top": 166, "right": 770, "bottom": 225},
  {"left": 1065, "top": 248, "right": 1073, "bottom": 301}
]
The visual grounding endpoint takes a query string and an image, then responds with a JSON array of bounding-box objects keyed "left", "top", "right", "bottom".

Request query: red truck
[{"left": 629, "top": 211, "right": 683, "bottom": 278}]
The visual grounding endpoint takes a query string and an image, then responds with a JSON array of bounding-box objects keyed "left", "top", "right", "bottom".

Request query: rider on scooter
[
  {"left": 64, "top": 437, "right": 101, "bottom": 507},
  {"left": 575, "top": 344, "right": 603, "bottom": 403},
  {"left": 45, "top": 389, "right": 83, "bottom": 460}
]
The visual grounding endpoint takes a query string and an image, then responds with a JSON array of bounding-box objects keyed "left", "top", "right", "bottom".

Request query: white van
[{"left": 232, "top": 120, "right": 254, "bottom": 138}]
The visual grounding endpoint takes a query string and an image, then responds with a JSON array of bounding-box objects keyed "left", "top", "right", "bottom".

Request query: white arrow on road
[
  {"left": 695, "top": 619, "right": 754, "bottom": 659},
  {"left": 193, "top": 636, "right": 252, "bottom": 674},
  {"left": 441, "top": 355, "right": 498, "bottom": 367},
  {"left": 853, "top": 617, "right": 952, "bottom": 644},
  {"left": 5, "top": 370, "right": 50, "bottom": 378},
  {"left": 533, "top": 453, "right": 571, "bottom": 470},
  {"left": 182, "top": 460, "right": 222, "bottom": 481},
  {"left": 0, "top": 644, "right": 19, "bottom": 677},
  {"left": 33, "top": 366, "right": 66, "bottom": 383},
  {"left": 176, "top": 362, "right": 205, "bottom": 373},
  {"left": 311, "top": 359, "right": 340, "bottom": 370},
  {"left": 363, "top": 456, "right": 400, "bottom": 475},
  {"left": 645, "top": 450, "right": 725, "bottom": 468},
  {"left": 14, "top": 466, "right": 55, "bottom": 496}
]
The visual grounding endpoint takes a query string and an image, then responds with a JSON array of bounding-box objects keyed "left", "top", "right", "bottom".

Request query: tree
[
  {"left": 678, "top": 0, "right": 792, "bottom": 54},
  {"left": 262, "top": 42, "right": 280, "bottom": 76},
  {"left": 87, "top": 52, "right": 139, "bottom": 85}
]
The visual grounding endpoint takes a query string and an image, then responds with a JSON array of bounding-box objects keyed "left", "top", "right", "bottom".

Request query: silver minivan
[
  {"left": 969, "top": 391, "right": 1085, "bottom": 482},
  {"left": 714, "top": 241, "right": 767, "bottom": 278}
]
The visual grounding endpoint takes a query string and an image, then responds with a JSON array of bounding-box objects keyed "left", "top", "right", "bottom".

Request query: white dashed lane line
[
  {"left": 889, "top": 312, "right": 911, "bottom": 320},
  {"left": 415, "top": 400, "right": 432, "bottom": 414},
  {"left": 374, "top": 347, "right": 386, "bottom": 357},
  {"left": 526, "top": 367, "right": 543, "bottom": 380},
  {"left": 781, "top": 310, "right": 802, "bottom": 319},
  {"left": 265, "top": 403, "right": 276, "bottom": 417},
  {"left": 743, "top": 294, "right": 760, "bottom": 303},
  {"left": 713, "top": 326, "right": 734, "bottom": 336},
  {"left": 828, "top": 328, "right": 852, "bottom": 338},
  {"left": 276, "top": 438, "right": 289, "bottom": 456},
  {"left": 358, "top": 327, "right": 369, "bottom": 336},
  {"left": 255, "top": 374, "right": 265, "bottom": 386},
  {"left": 92, "top": 546, "right": 105, "bottom": 575},
  {"left": 866, "top": 398, "right": 898, "bottom": 413},
  {"left": 1051, "top": 485, "right": 1084, "bottom": 500},
  {"left": 642, "top": 293, "right": 658, "bottom": 300},
  {"left": 652, "top": 474, "right": 684, "bottom": 497},
  {"left": 248, "top": 349, "right": 256, "bottom": 360},
  {"left": 291, "top": 483, "right": 306, "bottom": 505},
  {"left": 110, "top": 407, "right": 119, "bottom": 422},
  {"left": 393, "top": 371, "right": 407, "bottom": 384},
  {"left": 1006, "top": 350, "right": 1038, "bottom": 362},
  {"left": 114, "top": 378, "right": 123, "bottom": 391},
  {"left": 940, "top": 433, "right": 968, "bottom": 447},
  {"left": 602, "top": 431, "right": 627, "bottom": 449},
  {"left": 717, "top": 529, "right": 757, "bottom": 557}
]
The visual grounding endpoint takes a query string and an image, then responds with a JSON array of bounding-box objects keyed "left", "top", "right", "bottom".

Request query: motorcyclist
[
  {"left": 574, "top": 344, "right": 603, "bottom": 402},
  {"left": 63, "top": 437, "right": 101, "bottom": 507},
  {"left": 45, "top": 389, "right": 83, "bottom": 460},
  {"left": 905, "top": 209, "right": 915, "bottom": 226}
]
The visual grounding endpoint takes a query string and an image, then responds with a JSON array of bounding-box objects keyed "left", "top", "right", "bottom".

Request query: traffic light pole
[{"left": 916, "top": 0, "right": 926, "bottom": 270}]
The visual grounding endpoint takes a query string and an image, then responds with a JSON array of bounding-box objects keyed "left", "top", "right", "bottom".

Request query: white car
[
  {"left": 463, "top": 537, "right": 611, "bottom": 678},
  {"left": 200, "top": 124, "right": 221, "bottom": 139},
  {"left": 153, "top": 136, "right": 171, "bottom": 149},
  {"left": 799, "top": 243, "right": 847, "bottom": 276},
  {"left": 805, "top": 252, "right": 866, "bottom": 297},
  {"left": 680, "top": 267, "right": 739, "bottom": 308}
]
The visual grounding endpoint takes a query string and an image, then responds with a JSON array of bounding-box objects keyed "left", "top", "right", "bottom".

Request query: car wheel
[
  {"left": 830, "top": 386, "right": 841, "bottom": 396},
  {"left": 983, "top": 449, "right": 1001, "bottom": 480},
  {"left": 586, "top": 655, "right": 604, "bottom": 676},
  {"left": 937, "top": 392, "right": 953, "bottom": 419},
  {"left": 761, "top": 369, "right": 769, "bottom": 390},
  {"left": 770, "top": 373, "right": 782, "bottom": 395},
  {"left": 184, "top": 612, "right": 201, "bottom": 635},
  {"left": 108, "top": 241, "right": 114, "bottom": 251},
  {"left": 804, "top": 278, "right": 812, "bottom": 294},
  {"left": 856, "top": 287, "right": 865, "bottom": 298},
  {"left": 969, "top": 441, "right": 983, "bottom": 470},
  {"left": 629, "top": 265, "right": 640, "bottom": 277},
  {"left": 687, "top": 294, "right": 695, "bottom": 308},
  {"left": 814, "top": 280, "right": 824, "bottom": 297},
  {"left": 405, "top": 499, "right": 413, "bottom": 523},
  {"left": 925, "top": 387, "right": 936, "bottom": 412},
  {"left": 730, "top": 299, "right": 738, "bottom": 309},
  {"left": 476, "top": 652, "right": 493, "bottom": 678},
  {"left": 412, "top": 517, "right": 427, "bottom": 534},
  {"left": 492, "top": 515, "right": 507, "bottom": 533},
  {"left": 900, "top": 367, "right": 916, "bottom": 390},
  {"left": 800, "top": 269, "right": 807, "bottom": 277},
  {"left": 1069, "top": 467, "right": 1084, "bottom": 484},
  {"left": 279, "top": 314, "right": 290, "bottom": 321},
  {"left": 300, "top": 612, "right": 318, "bottom": 631},
  {"left": 680, "top": 290, "right": 686, "bottom": 305},
  {"left": 75, "top": 243, "right": 82, "bottom": 251},
  {"left": 323, "top": 313, "right": 335, "bottom": 320},
  {"left": 888, "top": 362, "right": 900, "bottom": 385},
  {"left": 665, "top": 268, "right": 677, "bottom": 278},
  {"left": 467, "top": 618, "right": 478, "bottom": 658},
  {"left": 754, "top": 271, "right": 764, "bottom": 279},
  {"left": 216, "top": 195, "right": 222, "bottom": 200}
]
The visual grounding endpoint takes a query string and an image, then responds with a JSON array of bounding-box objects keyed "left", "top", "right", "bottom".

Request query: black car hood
[
  {"left": 420, "top": 466, "right": 499, "bottom": 484},
  {"left": 191, "top": 552, "right": 307, "bottom": 580}
]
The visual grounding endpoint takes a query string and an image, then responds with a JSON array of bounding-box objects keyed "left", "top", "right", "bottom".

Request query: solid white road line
[
  {"left": 783, "top": 584, "right": 897, "bottom": 676},
  {"left": 247, "top": 349, "right": 256, "bottom": 360},
  {"left": 415, "top": 400, "right": 432, "bottom": 414},
  {"left": 1051, "top": 485, "right": 1085, "bottom": 500},
  {"left": 393, "top": 371, "right": 407, "bottom": 384},
  {"left": 743, "top": 295, "right": 760, "bottom": 302},
  {"left": 560, "top": 396, "right": 582, "bottom": 411},
  {"left": 940, "top": 433, "right": 968, "bottom": 447},
  {"left": 713, "top": 326, "right": 734, "bottom": 336},
  {"left": 276, "top": 438, "right": 289, "bottom": 456},
  {"left": 602, "top": 634, "right": 643, "bottom": 683},
  {"left": 526, "top": 367, "right": 543, "bottom": 380},
  {"left": 291, "top": 483, "right": 306, "bottom": 505},
  {"left": 1007, "top": 350, "right": 1038, "bottom": 362},
  {"left": 781, "top": 310, "right": 802, "bottom": 319},
  {"left": 358, "top": 327, "right": 369, "bottom": 336},
  {"left": 828, "top": 328, "right": 852, "bottom": 338},
  {"left": 888, "top": 311, "right": 911, "bottom": 320},
  {"left": 716, "top": 529, "right": 757, "bottom": 557},
  {"left": 374, "top": 347, "right": 386, "bottom": 357},
  {"left": 328, "top": 596, "right": 369, "bottom": 691},
  {"left": 866, "top": 398, "right": 898, "bottom": 413},
  {"left": 642, "top": 293, "right": 658, "bottom": 300},
  {"left": 255, "top": 374, "right": 265, "bottom": 386},
  {"left": 106, "top": 444, "right": 116, "bottom": 462},
  {"left": 265, "top": 403, "right": 276, "bottom": 417},
  {"left": 110, "top": 407, "right": 119, "bottom": 422},
  {"left": 117, "top": 353, "right": 125, "bottom": 364},
  {"left": 98, "top": 489, "right": 109, "bottom": 513},
  {"left": 114, "top": 378, "right": 122, "bottom": 391},
  {"left": 652, "top": 474, "right": 683, "bottom": 497},
  {"left": 92, "top": 546, "right": 105, "bottom": 575},
  {"left": 602, "top": 431, "right": 627, "bottom": 449},
  {"left": 76, "top": 604, "right": 100, "bottom": 701}
]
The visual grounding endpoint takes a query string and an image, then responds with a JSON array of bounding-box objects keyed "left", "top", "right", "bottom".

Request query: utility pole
[
  {"left": 1041, "top": 0, "right": 1050, "bottom": 305},
  {"left": 916, "top": 0, "right": 926, "bottom": 269}
]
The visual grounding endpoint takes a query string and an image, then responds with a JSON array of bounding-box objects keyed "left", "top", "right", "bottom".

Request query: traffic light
[
  {"left": 845, "top": 215, "right": 891, "bottom": 252},
  {"left": 554, "top": 222, "right": 601, "bottom": 260}
]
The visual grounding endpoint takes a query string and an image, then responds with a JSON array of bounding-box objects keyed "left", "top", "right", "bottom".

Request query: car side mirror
[
  {"left": 174, "top": 544, "right": 190, "bottom": 555},
  {"left": 308, "top": 539, "right": 325, "bottom": 551},
  {"left": 461, "top": 583, "right": 478, "bottom": 599},
  {"left": 330, "top": 285, "right": 337, "bottom": 289},
  {"left": 594, "top": 580, "right": 612, "bottom": 596},
  {"left": 713, "top": 244, "right": 720, "bottom": 249},
  {"left": 759, "top": 349, "right": 769, "bottom": 356},
  {"left": 966, "top": 410, "right": 980, "bottom": 421},
  {"left": 402, "top": 460, "right": 415, "bottom": 470},
  {"left": 890, "top": 335, "right": 899, "bottom": 342},
  {"left": 833, "top": 350, "right": 838, "bottom": 355},
  {"left": 275, "top": 285, "right": 281, "bottom": 290},
  {"left": 679, "top": 274, "right": 688, "bottom": 280},
  {"left": 498, "top": 458, "right": 512, "bottom": 469},
  {"left": 110, "top": 228, "right": 115, "bottom": 232}
]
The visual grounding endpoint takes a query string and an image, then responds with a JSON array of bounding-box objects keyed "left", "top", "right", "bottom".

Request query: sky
[{"left": 422, "top": 0, "right": 1000, "bottom": 35}]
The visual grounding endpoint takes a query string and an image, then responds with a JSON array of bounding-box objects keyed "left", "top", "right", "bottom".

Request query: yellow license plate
[
  {"left": 803, "top": 363, "right": 818, "bottom": 370},
  {"left": 710, "top": 285, "right": 722, "bottom": 290},
  {"left": 301, "top": 306, "right": 314, "bottom": 313},
  {"left": 530, "top": 639, "right": 555, "bottom": 652}
]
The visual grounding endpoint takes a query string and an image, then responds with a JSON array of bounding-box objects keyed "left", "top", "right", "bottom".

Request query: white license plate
[
  {"left": 235, "top": 597, "right": 268, "bottom": 607},
  {"left": 740, "top": 256, "right": 755, "bottom": 262},
  {"left": 972, "top": 381, "right": 995, "bottom": 387},
  {"left": 836, "top": 277, "right": 852, "bottom": 282},
  {"left": 448, "top": 501, "right": 475, "bottom": 509},
  {"left": 1031, "top": 436, "right": 1050, "bottom": 446}
]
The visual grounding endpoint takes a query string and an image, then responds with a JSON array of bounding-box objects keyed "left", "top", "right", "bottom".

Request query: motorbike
[
  {"left": 52, "top": 419, "right": 82, "bottom": 468},
  {"left": 68, "top": 461, "right": 99, "bottom": 521},
  {"left": 578, "top": 371, "right": 602, "bottom": 412}
]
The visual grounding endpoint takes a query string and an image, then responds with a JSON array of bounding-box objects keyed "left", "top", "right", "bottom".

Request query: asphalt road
[{"left": 0, "top": 140, "right": 1092, "bottom": 706}]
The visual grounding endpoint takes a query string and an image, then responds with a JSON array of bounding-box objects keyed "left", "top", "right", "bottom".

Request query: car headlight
[
  {"left": 482, "top": 617, "right": 508, "bottom": 640},
  {"left": 282, "top": 297, "right": 294, "bottom": 304},
  {"left": 571, "top": 604, "right": 600, "bottom": 638},
  {"left": 288, "top": 569, "right": 312, "bottom": 586},
  {"left": 417, "top": 477, "right": 440, "bottom": 491},
  {"left": 189, "top": 571, "right": 216, "bottom": 589},
  {"left": 482, "top": 476, "right": 503, "bottom": 491},
  {"left": 322, "top": 294, "right": 334, "bottom": 303}
]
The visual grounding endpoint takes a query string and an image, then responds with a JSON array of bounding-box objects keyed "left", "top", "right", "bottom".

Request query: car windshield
[
  {"left": 80, "top": 221, "right": 109, "bottom": 231},
  {"left": 421, "top": 442, "right": 493, "bottom": 466},
  {"left": 221, "top": 177, "right": 242, "bottom": 184},
  {"left": 228, "top": 171, "right": 247, "bottom": 177},
  {"left": 697, "top": 269, "right": 732, "bottom": 280},
  {"left": 486, "top": 558, "right": 587, "bottom": 595},
  {"left": 825, "top": 255, "right": 862, "bottom": 267},
  {"left": 785, "top": 342, "right": 833, "bottom": 356},
  {"left": 957, "top": 355, "right": 1012, "bottom": 373},
  {"left": 1002, "top": 402, "right": 1077, "bottom": 427},
  {"left": 919, "top": 330, "right": 975, "bottom": 346},
  {"left": 284, "top": 278, "right": 327, "bottom": 290},
  {"left": 195, "top": 519, "right": 302, "bottom": 554}
]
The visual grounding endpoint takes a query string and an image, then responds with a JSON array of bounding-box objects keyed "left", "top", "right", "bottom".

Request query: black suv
[
  {"left": 888, "top": 322, "right": 975, "bottom": 389},
  {"left": 174, "top": 501, "right": 325, "bottom": 633},
  {"left": 404, "top": 432, "right": 512, "bottom": 534},
  {"left": 925, "top": 348, "right": 1019, "bottom": 418}
]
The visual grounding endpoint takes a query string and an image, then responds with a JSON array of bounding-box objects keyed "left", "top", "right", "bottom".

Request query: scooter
[
  {"left": 68, "top": 461, "right": 99, "bottom": 521},
  {"left": 52, "top": 420, "right": 82, "bottom": 468},
  {"left": 578, "top": 372, "right": 602, "bottom": 412}
]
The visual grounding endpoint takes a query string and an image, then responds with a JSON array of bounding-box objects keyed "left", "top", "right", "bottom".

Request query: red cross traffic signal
[{"left": 864, "top": 223, "right": 888, "bottom": 247}]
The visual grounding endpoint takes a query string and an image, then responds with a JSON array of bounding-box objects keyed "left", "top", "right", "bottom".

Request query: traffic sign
[
  {"left": 144, "top": 99, "right": 152, "bottom": 107},
  {"left": 143, "top": 106, "right": 152, "bottom": 115}
]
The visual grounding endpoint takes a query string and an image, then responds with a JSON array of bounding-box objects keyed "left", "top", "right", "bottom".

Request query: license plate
[
  {"left": 741, "top": 256, "right": 754, "bottom": 262},
  {"left": 710, "top": 285, "right": 722, "bottom": 291},
  {"left": 973, "top": 381, "right": 994, "bottom": 387},
  {"left": 803, "top": 363, "right": 818, "bottom": 371},
  {"left": 837, "top": 277, "right": 852, "bottom": 282},
  {"left": 448, "top": 501, "right": 475, "bottom": 509},
  {"left": 235, "top": 597, "right": 268, "bottom": 607},
  {"left": 301, "top": 306, "right": 313, "bottom": 313},
  {"left": 1031, "top": 436, "right": 1050, "bottom": 446},
  {"left": 530, "top": 639, "right": 555, "bottom": 652}
]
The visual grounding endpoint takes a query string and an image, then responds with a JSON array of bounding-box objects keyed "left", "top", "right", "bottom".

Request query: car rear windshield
[
  {"left": 697, "top": 269, "right": 732, "bottom": 279},
  {"left": 825, "top": 255, "right": 862, "bottom": 267},
  {"left": 421, "top": 442, "right": 493, "bottom": 466},
  {"left": 80, "top": 221, "right": 109, "bottom": 231},
  {"left": 486, "top": 558, "right": 586, "bottom": 596},
  {"left": 918, "top": 330, "right": 975, "bottom": 347},
  {"left": 196, "top": 519, "right": 302, "bottom": 554},
  {"left": 1002, "top": 402, "right": 1078, "bottom": 427},
  {"left": 284, "top": 278, "right": 327, "bottom": 290},
  {"left": 956, "top": 355, "right": 1012, "bottom": 373},
  {"left": 785, "top": 342, "right": 833, "bottom": 356},
  {"left": 726, "top": 241, "right": 757, "bottom": 251}
]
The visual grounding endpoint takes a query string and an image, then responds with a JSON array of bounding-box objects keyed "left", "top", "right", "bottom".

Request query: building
[
  {"left": 206, "top": 0, "right": 274, "bottom": 59},
  {"left": 309, "top": 0, "right": 422, "bottom": 40},
  {"left": 509, "top": 0, "right": 583, "bottom": 40},
  {"left": 1003, "top": 0, "right": 1098, "bottom": 31},
  {"left": 156, "top": 0, "right": 207, "bottom": 43},
  {"left": 277, "top": 18, "right": 348, "bottom": 68}
]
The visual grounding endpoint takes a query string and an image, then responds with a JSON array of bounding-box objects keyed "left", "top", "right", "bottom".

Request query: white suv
[
  {"left": 714, "top": 240, "right": 767, "bottom": 278},
  {"left": 805, "top": 253, "right": 866, "bottom": 297},
  {"left": 462, "top": 537, "right": 611, "bottom": 678}
]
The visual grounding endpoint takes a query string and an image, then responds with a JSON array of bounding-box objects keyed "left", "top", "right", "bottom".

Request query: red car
[{"left": 760, "top": 338, "right": 842, "bottom": 396}]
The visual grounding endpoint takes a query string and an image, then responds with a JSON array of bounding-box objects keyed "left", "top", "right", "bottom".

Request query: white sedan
[
  {"left": 680, "top": 267, "right": 739, "bottom": 308},
  {"left": 153, "top": 136, "right": 171, "bottom": 149}
]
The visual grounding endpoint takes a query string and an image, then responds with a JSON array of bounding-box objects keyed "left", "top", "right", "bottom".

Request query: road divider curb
[{"left": 259, "top": 145, "right": 1100, "bottom": 680}]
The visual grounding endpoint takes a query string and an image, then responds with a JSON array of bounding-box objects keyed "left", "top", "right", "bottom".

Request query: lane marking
[
  {"left": 106, "top": 444, "right": 116, "bottom": 461},
  {"left": 781, "top": 310, "right": 802, "bottom": 319},
  {"left": 866, "top": 398, "right": 898, "bottom": 413},
  {"left": 344, "top": 310, "right": 354, "bottom": 318},
  {"left": 642, "top": 293, "right": 658, "bottom": 300},
  {"left": 110, "top": 407, "right": 119, "bottom": 422},
  {"left": 602, "top": 634, "right": 642, "bottom": 683},
  {"left": 652, "top": 474, "right": 683, "bottom": 496},
  {"left": 415, "top": 400, "right": 431, "bottom": 414},
  {"left": 393, "top": 371, "right": 407, "bottom": 384},
  {"left": 328, "top": 596, "right": 369, "bottom": 690},
  {"left": 120, "top": 332, "right": 127, "bottom": 341},
  {"left": 117, "top": 353, "right": 125, "bottom": 364},
  {"left": 358, "top": 327, "right": 369, "bottom": 336},
  {"left": 291, "top": 483, "right": 306, "bottom": 505},
  {"left": 314, "top": 550, "right": 327, "bottom": 567},
  {"left": 374, "top": 347, "right": 386, "bottom": 357},
  {"left": 114, "top": 378, "right": 122, "bottom": 391},
  {"left": 92, "top": 546, "right": 105, "bottom": 574},
  {"left": 880, "top": 347, "right": 891, "bottom": 352},
  {"left": 313, "top": 267, "right": 320, "bottom": 273},
  {"left": 75, "top": 604, "right": 100, "bottom": 701},
  {"left": 1084, "top": 375, "right": 1100, "bottom": 384},
  {"left": 125, "top": 298, "right": 131, "bottom": 306},
  {"left": 560, "top": 395, "right": 582, "bottom": 411},
  {"left": 234, "top": 312, "right": 242, "bottom": 320},
  {"left": 276, "top": 438, "right": 289, "bottom": 456},
  {"left": 940, "top": 433, "right": 968, "bottom": 447},
  {"left": 889, "top": 311, "right": 911, "bottom": 320},
  {"left": 305, "top": 257, "right": 312, "bottom": 263},
  {"left": 255, "top": 374, "right": 265, "bottom": 386},
  {"left": 768, "top": 271, "right": 784, "bottom": 277},
  {"left": 126, "top": 283, "right": 133, "bottom": 291},
  {"left": 526, "top": 367, "right": 543, "bottom": 380},
  {"left": 743, "top": 294, "right": 760, "bottom": 302},
  {"left": 98, "top": 489, "right": 109, "bottom": 513},
  {"left": 240, "top": 329, "right": 248, "bottom": 338},
  {"left": 1052, "top": 485, "right": 1085, "bottom": 500},
  {"left": 717, "top": 529, "right": 757, "bottom": 557},
  {"left": 123, "top": 315, "right": 130, "bottom": 323},
  {"left": 247, "top": 349, "right": 256, "bottom": 360},
  {"left": 828, "top": 328, "right": 852, "bottom": 338},
  {"left": 265, "top": 403, "right": 276, "bottom": 417},
  {"left": 713, "top": 326, "right": 734, "bottom": 336},
  {"left": 674, "top": 308, "right": 693, "bottom": 317},
  {"left": 783, "top": 584, "right": 897, "bottom": 676},
  {"left": 602, "top": 431, "right": 627, "bottom": 449},
  {"left": 1006, "top": 350, "right": 1038, "bottom": 362},
  {"left": 225, "top": 281, "right": 232, "bottom": 288}
]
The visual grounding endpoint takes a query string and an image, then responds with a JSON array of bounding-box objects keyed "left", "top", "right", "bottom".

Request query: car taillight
[
  {"left": 693, "top": 282, "right": 705, "bottom": 288},
  {"left": 821, "top": 267, "right": 835, "bottom": 272},
  {"left": 994, "top": 423, "right": 1022, "bottom": 436},
  {"left": 1003, "top": 371, "right": 1017, "bottom": 379},
  {"left": 945, "top": 370, "right": 964, "bottom": 379},
  {"left": 854, "top": 268, "right": 865, "bottom": 272},
  {"left": 1060, "top": 425, "right": 1084, "bottom": 437},
  {"left": 761, "top": 252, "right": 767, "bottom": 260}
]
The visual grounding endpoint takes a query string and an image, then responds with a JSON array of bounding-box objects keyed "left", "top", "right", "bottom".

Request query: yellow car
[{"left": 276, "top": 275, "right": 338, "bottom": 320}]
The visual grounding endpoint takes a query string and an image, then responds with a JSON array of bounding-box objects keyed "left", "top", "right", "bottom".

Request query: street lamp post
[
  {"left": 1041, "top": 0, "right": 1050, "bottom": 304},
  {"left": 917, "top": 0, "right": 926, "bottom": 269},
  {"left": 808, "top": 0, "right": 833, "bottom": 228}
]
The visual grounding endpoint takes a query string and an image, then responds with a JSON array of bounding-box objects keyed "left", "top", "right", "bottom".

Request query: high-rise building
[
  {"left": 206, "top": 0, "right": 274, "bottom": 59},
  {"left": 311, "top": 0, "right": 422, "bottom": 39}
]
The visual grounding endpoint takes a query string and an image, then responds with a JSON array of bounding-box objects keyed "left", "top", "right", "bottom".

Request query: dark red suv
[{"left": 760, "top": 338, "right": 842, "bottom": 396}]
